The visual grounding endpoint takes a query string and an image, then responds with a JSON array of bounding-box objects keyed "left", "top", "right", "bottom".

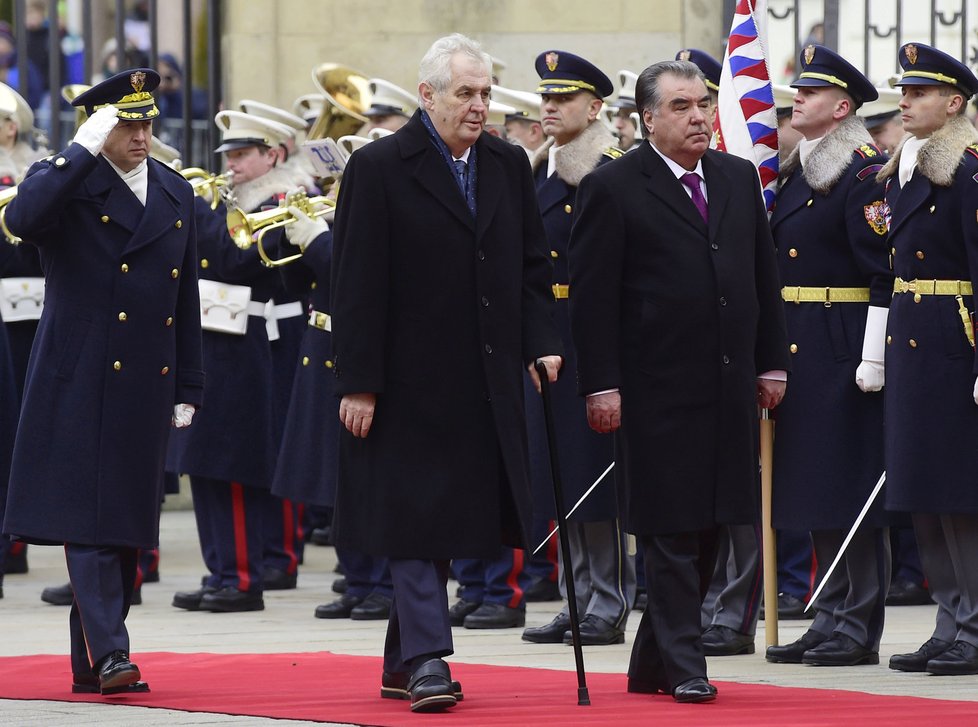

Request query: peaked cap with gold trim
[
  {"left": 790, "top": 44, "right": 877, "bottom": 107},
  {"left": 676, "top": 49, "right": 721, "bottom": 92},
  {"left": 894, "top": 42, "right": 978, "bottom": 97},
  {"left": 71, "top": 68, "right": 160, "bottom": 120},
  {"left": 535, "top": 50, "right": 613, "bottom": 98}
]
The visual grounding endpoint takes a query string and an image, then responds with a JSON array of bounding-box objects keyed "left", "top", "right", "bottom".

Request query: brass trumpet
[
  {"left": 0, "top": 185, "right": 20, "bottom": 244},
  {"left": 181, "top": 168, "right": 230, "bottom": 210},
  {"left": 226, "top": 190, "right": 334, "bottom": 267}
]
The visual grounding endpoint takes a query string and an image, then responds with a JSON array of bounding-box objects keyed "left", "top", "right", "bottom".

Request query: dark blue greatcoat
[
  {"left": 569, "top": 144, "right": 789, "bottom": 535},
  {"left": 2, "top": 143, "right": 204, "bottom": 548},
  {"left": 165, "top": 196, "right": 278, "bottom": 490},
  {"left": 0, "top": 242, "right": 43, "bottom": 398},
  {"left": 881, "top": 125, "right": 978, "bottom": 515},
  {"left": 271, "top": 230, "right": 340, "bottom": 507},
  {"left": 330, "top": 112, "right": 562, "bottom": 560},
  {"left": 524, "top": 153, "right": 617, "bottom": 521},
  {"left": 771, "top": 139, "right": 893, "bottom": 530}
]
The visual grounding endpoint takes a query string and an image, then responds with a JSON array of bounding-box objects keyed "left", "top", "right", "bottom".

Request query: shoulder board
[
  {"left": 856, "top": 164, "right": 884, "bottom": 181},
  {"left": 965, "top": 144, "right": 978, "bottom": 161},
  {"left": 602, "top": 146, "right": 625, "bottom": 160},
  {"left": 854, "top": 143, "right": 881, "bottom": 159}
]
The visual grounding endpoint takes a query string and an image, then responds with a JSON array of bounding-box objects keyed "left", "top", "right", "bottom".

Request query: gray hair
[
  {"left": 418, "top": 33, "right": 491, "bottom": 102},
  {"left": 635, "top": 60, "right": 706, "bottom": 119}
]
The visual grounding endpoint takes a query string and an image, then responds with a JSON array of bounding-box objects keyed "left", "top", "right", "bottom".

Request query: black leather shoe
[
  {"left": 95, "top": 651, "right": 141, "bottom": 694},
  {"left": 263, "top": 567, "right": 298, "bottom": 591},
  {"left": 381, "top": 670, "right": 463, "bottom": 701},
  {"left": 407, "top": 658, "right": 457, "bottom": 712},
  {"left": 766, "top": 629, "right": 828, "bottom": 663},
  {"left": 314, "top": 593, "right": 363, "bottom": 619},
  {"left": 564, "top": 613, "right": 625, "bottom": 645},
  {"left": 41, "top": 582, "right": 74, "bottom": 606},
  {"left": 760, "top": 592, "right": 813, "bottom": 620},
  {"left": 633, "top": 590, "right": 648, "bottom": 611},
  {"left": 448, "top": 598, "right": 480, "bottom": 627},
  {"left": 627, "top": 677, "right": 669, "bottom": 694},
  {"left": 4, "top": 549, "right": 27, "bottom": 574},
  {"left": 886, "top": 579, "right": 933, "bottom": 606},
  {"left": 802, "top": 632, "right": 878, "bottom": 666},
  {"left": 351, "top": 593, "right": 393, "bottom": 620},
  {"left": 889, "top": 637, "right": 951, "bottom": 672},
  {"left": 199, "top": 586, "right": 264, "bottom": 612},
  {"left": 522, "top": 613, "right": 571, "bottom": 643},
  {"left": 172, "top": 585, "right": 217, "bottom": 611},
  {"left": 926, "top": 640, "right": 978, "bottom": 675},
  {"left": 142, "top": 569, "right": 159, "bottom": 584},
  {"left": 524, "top": 578, "right": 561, "bottom": 602},
  {"left": 672, "top": 677, "right": 717, "bottom": 703},
  {"left": 72, "top": 671, "right": 150, "bottom": 695},
  {"left": 331, "top": 576, "right": 348, "bottom": 594},
  {"left": 464, "top": 601, "right": 526, "bottom": 629},
  {"left": 130, "top": 587, "right": 142, "bottom": 606},
  {"left": 702, "top": 625, "right": 755, "bottom": 656},
  {"left": 309, "top": 527, "right": 332, "bottom": 546}
]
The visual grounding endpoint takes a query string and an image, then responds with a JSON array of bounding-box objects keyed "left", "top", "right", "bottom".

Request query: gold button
[
  {"left": 175, "top": 220, "right": 182, "bottom": 229},
  {"left": 916, "top": 250, "right": 925, "bottom": 259},
  {"left": 170, "top": 268, "right": 179, "bottom": 279},
  {"left": 311, "top": 281, "right": 317, "bottom": 290},
  {"left": 806, "top": 199, "right": 813, "bottom": 207},
  {"left": 550, "top": 250, "right": 558, "bottom": 259},
  {"left": 302, "top": 356, "right": 310, "bottom": 366},
  {"left": 200, "top": 259, "right": 209, "bottom": 269},
  {"left": 324, "top": 360, "right": 334, "bottom": 369},
  {"left": 564, "top": 204, "right": 572, "bottom": 214},
  {"left": 113, "top": 360, "right": 122, "bottom": 371},
  {"left": 100, "top": 215, "right": 109, "bottom": 223},
  {"left": 929, "top": 205, "right": 936, "bottom": 214},
  {"left": 886, "top": 335, "right": 892, "bottom": 344},
  {"left": 891, "top": 247, "right": 896, "bottom": 255},
  {"left": 788, "top": 248, "right": 798, "bottom": 258},
  {"left": 54, "top": 157, "right": 66, "bottom": 167},
  {"left": 118, "top": 311, "right": 127, "bottom": 322},
  {"left": 789, "top": 343, "right": 798, "bottom": 353},
  {"left": 165, "top": 316, "right": 173, "bottom": 327},
  {"left": 120, "top": 263, "right": 129, "bottom": 273},
  {"left": 161, "top": 366, "right": 170, "bottom": 375},
  {"left": 914, "top": 293, "right": 922, "bottom": 303},
  {"left": 909, "top": 339, "right": 917, "bottom": 348}
]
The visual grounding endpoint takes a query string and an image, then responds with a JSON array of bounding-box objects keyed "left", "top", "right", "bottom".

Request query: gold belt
[
  {"left": 308, "top": 310, "right": 332, "bottom": 331},
  {"left": 893, "top": 277, "right": 973, "bottom": 296},
  {"left": 552, "top": 283, "right": 569, "bottom": 300},
  {"left": 781, "top": 286, "right": 870, "bottom": 304}
]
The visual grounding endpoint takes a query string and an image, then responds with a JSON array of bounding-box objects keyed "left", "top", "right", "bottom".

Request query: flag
[{"left": 714, "top": 0, "right": 779, "bottom": 213}]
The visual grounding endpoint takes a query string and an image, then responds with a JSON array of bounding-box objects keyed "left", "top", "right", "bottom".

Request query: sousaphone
[{"left": 307, "top": 63, "right": 372, "bottom": 140}]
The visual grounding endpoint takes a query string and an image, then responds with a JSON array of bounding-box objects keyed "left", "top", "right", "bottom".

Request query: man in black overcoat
[
  {"left": 330, "top": 34, "right": 561, "bottom": 713},
  {"left": 568, "top": 60, "right": 789, "bottom": 703}
]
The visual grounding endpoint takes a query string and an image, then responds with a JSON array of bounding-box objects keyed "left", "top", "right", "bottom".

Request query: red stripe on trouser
[
  {"left": 282, "top": 500, "right": 298, "bottom": 574},
  {"left": 295, "top": 502, "right": 306, "bottom": 544},
  {"left": 808, "top": 551, "right": 818, "bottom": 600},
  {"left": 506, "top": 549, "right": 525, "bottom": 608},
  {"left": 547, "top": 520, "right": 559, "bottom": 580},
  {"left": 230, "top": 482, "right": 251, "bottom": 592},
  {"left": 10, "top": 541, "right": 25, "bottom": 555}
]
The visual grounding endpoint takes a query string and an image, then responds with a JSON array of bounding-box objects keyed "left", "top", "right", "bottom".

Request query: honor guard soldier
[
  {"left": 491, "top": 85, "right": 547, "bottom": 155},
  {"left": 520, "top": 50, "right": 635, "bottom": 647},
  {"left": 858, "top": 86, "right": 905, "bottom": 155},
  {"left": 167, "top": 110, "right": 292, "bottom": 613},
  {"left": 1, "top": 68, "right": 204, "bottom": 694},
  {"left": 764, "top": 45, "right": 893, "bottom": 667},
  {"left": 607, "top": 70, "right": 639, "bottom": 151},
  {"left": 880, "top": 43, "right": 978, "bottom": 676},
  {"left": 362, "top": 79, "right": 416, "bottom": 134}
]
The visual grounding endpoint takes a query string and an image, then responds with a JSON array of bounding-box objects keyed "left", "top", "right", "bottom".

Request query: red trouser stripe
[
  {"left": 282, "top": 500, "right": 298, "bottom": 574},
  {"left": 230, "top": 482, "right": 251, "bottom": 592},
  {"left": 506, "top": 549, "right": 525, "bottom": 608}
]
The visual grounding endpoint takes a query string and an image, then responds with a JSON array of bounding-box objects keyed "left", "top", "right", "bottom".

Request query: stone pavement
[{"left": 2, "top": 508, "right": 976, "bottom": 725}]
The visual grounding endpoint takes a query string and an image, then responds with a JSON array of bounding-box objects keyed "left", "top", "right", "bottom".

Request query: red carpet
[{"left": 0, "top": 651, "right": 975, "bottom": 726}]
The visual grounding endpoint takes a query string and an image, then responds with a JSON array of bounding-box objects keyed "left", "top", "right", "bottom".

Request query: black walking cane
[{"left": 534, "top": 359, "right": 591, "bottom": 707}]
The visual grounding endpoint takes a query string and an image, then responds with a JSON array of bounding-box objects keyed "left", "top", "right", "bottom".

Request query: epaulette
[
  {"left": 965, "top": 144, "right": 978, "bottom": 161},
  {"left": 854, "top": 143, "right": 881, "bottom": 159},
  {"left": 856, "top": 164, "right": 884, "bottom": 181},
  {"left": 602, "top": 146, "right": 625, "bottom": 161}
]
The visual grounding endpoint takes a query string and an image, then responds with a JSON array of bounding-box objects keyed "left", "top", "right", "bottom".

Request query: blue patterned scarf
[{"left": 420, "top": 110, "right": 477, "bottom": 218}]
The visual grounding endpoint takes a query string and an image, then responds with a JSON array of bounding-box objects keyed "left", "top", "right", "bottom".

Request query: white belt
[
  {"left": 247, "top": 299, "right": 279, "bottom": 342},
  {"left": 274, "top": 301, "right": 304, "bottom": 320}
]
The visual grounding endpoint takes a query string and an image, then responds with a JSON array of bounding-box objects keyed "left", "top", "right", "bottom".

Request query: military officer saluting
[
  {"left": 880, "top": 43, "right": 978, "bottom": 676},
  {"left": 1, "top": 68, "right": 203, "bottom": 694},
  {"left": 764, "top": 45, "right": 893, "bottom": 667}
]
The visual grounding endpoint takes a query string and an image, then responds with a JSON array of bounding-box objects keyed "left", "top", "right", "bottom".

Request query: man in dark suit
[
  {"left": 1, "top": 68, "right": 203, "bottom": 694},
  {"left": 568, "top": 59, "right": 789, "bottom": 703},
  {"left": 330, "top": 33, "right": 561, "bottom": 713}
]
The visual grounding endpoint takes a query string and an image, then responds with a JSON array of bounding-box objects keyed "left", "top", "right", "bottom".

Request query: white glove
[
  {"left": 856, "top": 305, "right": 888, "bottom": 392},
  {"left": 286, "top": 205, "right": 328, "bottom": 251},
  {"left": 973, "top": 378, "right": 978, "bottom": 405},
  {"left": 172, "top": 403, "right": 196, "bottom": 428},
  {"left": 73, "top": 105, "right": 119, "bottom": 156}
]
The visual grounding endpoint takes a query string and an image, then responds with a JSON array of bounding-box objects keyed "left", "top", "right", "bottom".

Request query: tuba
[
  {"left": 0, "top": 185, "right": 19, "bottom": 244},
  {"left": 226, "top": 190, "right": 334, "bottom": 267},
  {"left": 307, "top": 64, "right": 372, "bottom": 141},
  {"left": 181, "top": 167, "right": 231, "bottom": 210}
]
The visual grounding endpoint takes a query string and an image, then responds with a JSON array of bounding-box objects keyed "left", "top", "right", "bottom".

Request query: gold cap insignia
[
  {"left": 905, "top": 44, "right": 918, "bottom": 65},
  {"left": 679, "top": 49, "right": 691, "bottom": 62},
  {"left": 545, "top": 52, "right": 559, "bottom": 72},
  {"left": 804, "top": 45, "right": 815, "bottom": 65},
  {"left": 130, "top": 71, "right": 146, "bottom": 93}
]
